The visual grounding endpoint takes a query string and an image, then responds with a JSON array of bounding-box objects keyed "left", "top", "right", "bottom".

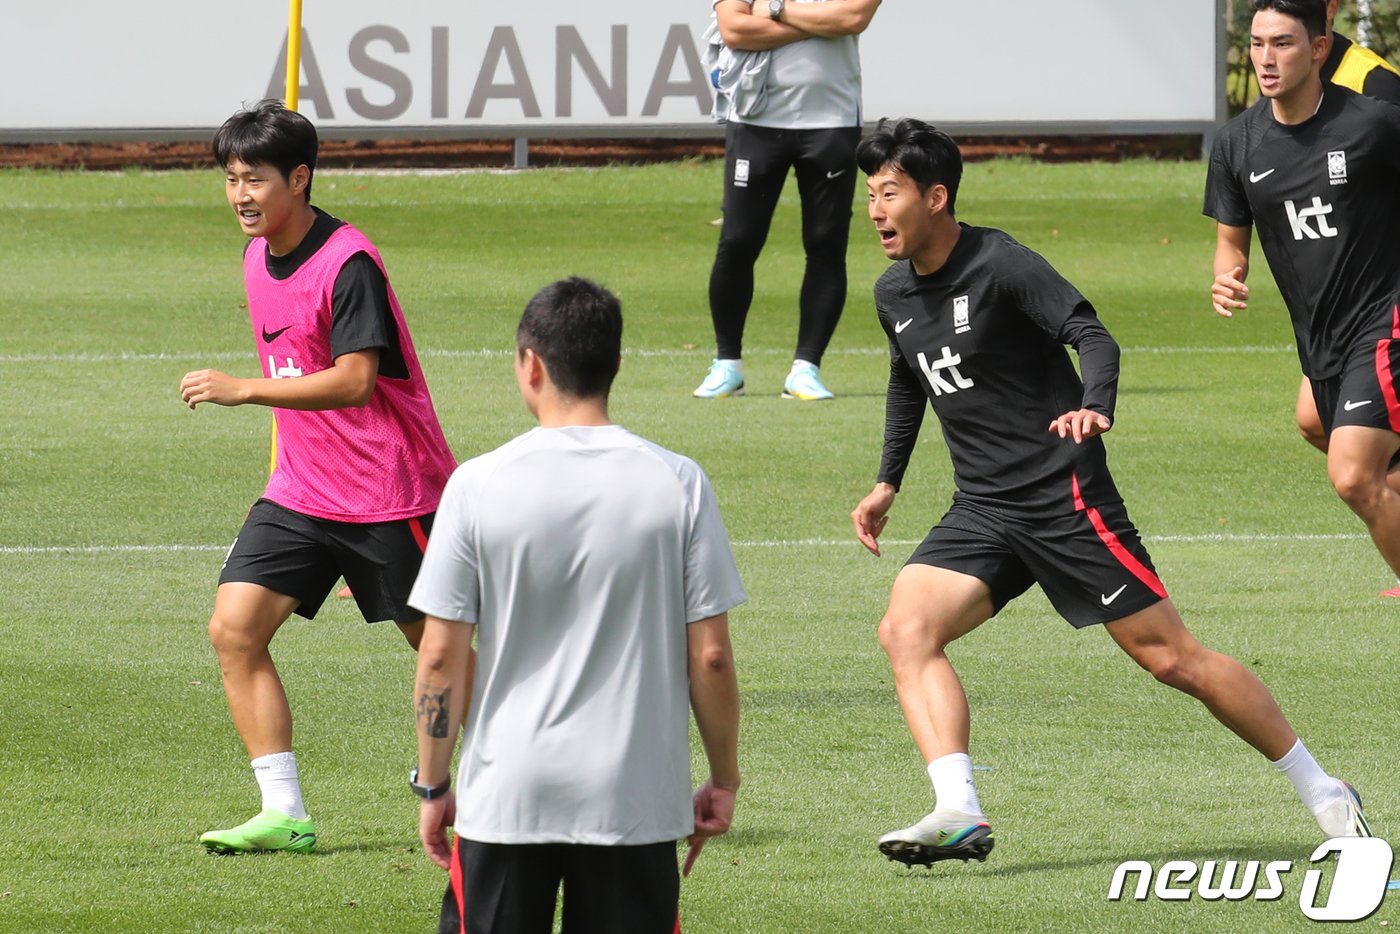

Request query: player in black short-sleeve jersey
[
  {"left": 1205, "top": 0, "right": 1400, "bottom": 597},
  {"left": 852, "top": 117, "right": 1369, "bottom": 868},
  {"left": 1289, "top": 0, "right": 1400, "bottom": 454}
]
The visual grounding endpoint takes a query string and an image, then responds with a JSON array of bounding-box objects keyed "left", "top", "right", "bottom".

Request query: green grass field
[{"left": 0, "top": 158, "right": 1395, "bottom": 933}]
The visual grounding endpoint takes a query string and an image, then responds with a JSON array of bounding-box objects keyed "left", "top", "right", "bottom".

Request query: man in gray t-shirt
[
  {"left": 410, "top": 277, "right": 747, "bottom": 934},
  {"left": 694, "top": 0, "right": 881, "bottom": 402}
]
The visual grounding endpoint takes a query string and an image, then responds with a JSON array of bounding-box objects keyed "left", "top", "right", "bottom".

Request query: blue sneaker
[
  {"left": 693, "top": 359, "right": 745, "bottom": 398},
  {"left": 782, "top": 362, "right": 834, "bottom": 401}
]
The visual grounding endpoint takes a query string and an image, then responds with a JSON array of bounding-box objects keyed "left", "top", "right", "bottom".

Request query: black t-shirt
[
  {"left": 252, "top": 207, "right": 408, "bottom": 379},
  {"left": 1203, "top": 88, "right": 1400, "bottom": 379},
  {"left": 874, "top": 225, "right": 1123, "bottom": 516}
]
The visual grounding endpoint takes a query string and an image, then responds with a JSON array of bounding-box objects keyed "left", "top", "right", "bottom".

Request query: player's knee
[
  {"left": 1137, "top": 646, "right": 1208, "bottom": 697},
  {"left": 207, "top": 611, "right": 266, "bottom": 658},
  {"left": 877, "top": 611, "right": 945, "bottom": 659},
  {"left": 1328, "top": 463, "right": 1384, "bottom": 514},
  {"left": 715, "top": 227, "right": 766, "bottom": 264}
]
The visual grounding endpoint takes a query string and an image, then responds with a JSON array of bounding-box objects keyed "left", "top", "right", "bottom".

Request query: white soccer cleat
[
  {"left": 1315, "top": 781, "right": 1372, "bottom": 839},
  {"left": 878, "top": 808, "right": 995, "bottom": 866}
]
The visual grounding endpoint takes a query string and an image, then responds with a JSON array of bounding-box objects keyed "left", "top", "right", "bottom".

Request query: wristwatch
[
  {"left": 409, "top": 767, "right": 452, "bottom": 800},
  {"left": 768, "top": 0, "right": 784, "bottom": 20}
]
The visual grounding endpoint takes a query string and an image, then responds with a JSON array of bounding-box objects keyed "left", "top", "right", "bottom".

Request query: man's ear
[
  {"left": 926, "top": 183, "right": 950, "bottom": 216},
  {"left": 289, "top": 164, "right": 311, "bottom": 198},
  {"left": 1314, "top": 33, "right": 1331, "bottom": 64},
  {"left": 523, "top": 347, "right": 547, "bottom": 387}
]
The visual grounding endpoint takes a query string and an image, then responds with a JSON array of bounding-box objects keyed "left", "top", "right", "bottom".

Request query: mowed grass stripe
[{"left": 0, "top": 531, "right": 1372, "bottom": 556}]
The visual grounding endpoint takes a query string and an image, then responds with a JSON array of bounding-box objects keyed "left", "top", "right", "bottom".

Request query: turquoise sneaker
[
  {"left": 782, "top": 362, "right": 834, "bottom": 401},
  {"left": 693, "top": 359, "right": 745, "bottom": 398},
  {"left": 200, "top": 808, "right": 317, "bottom": 854}
]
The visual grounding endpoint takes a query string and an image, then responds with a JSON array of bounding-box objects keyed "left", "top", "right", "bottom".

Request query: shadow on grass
[{"left": 878, "top": 841, "right": 1312, "bottom": 880}]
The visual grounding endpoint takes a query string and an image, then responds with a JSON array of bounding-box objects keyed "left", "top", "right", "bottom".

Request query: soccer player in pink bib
[{"left": 180, "top": 100, "right": 457, "bottom": 854}]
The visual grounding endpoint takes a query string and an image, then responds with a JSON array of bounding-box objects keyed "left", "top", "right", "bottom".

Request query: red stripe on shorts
[
  {"left": 409, "top": 516, "right": 430, "bottom": 553},
  {"left": 1378, "top": 305, "right": 1400, "bottom": 433},
  {"left": 450, "top": 835, "right": 467, "bottom": 934},
  {"left": 1071, "top": 473, "right": 1168, "bottom": 599}
]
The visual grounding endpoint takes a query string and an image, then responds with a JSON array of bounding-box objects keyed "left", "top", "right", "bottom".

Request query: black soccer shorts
[
  {"left": 1310, "top": 319, "right": 1400, "bottom": 437},
  {"left": 907, "top": 497, "right": 1168, "bottom": 628},
  {"left": 439, "top": 838, "right": 680, "bottom": 934},
  {"left": 218, "top": 498, "right": 433, "bottom": 623}
]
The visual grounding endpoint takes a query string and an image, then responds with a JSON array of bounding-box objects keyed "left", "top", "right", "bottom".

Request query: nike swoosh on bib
[
  {"left": 262, "top": 324, "right": 294, "bottom": 343},
  {"left": 1248, "top": 169, "right": 1276, "bottom": 183}
]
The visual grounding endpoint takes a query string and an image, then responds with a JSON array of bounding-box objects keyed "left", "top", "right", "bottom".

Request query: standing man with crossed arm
[{"left": 693, "top": 0, "right": 881, "bottom": 401}]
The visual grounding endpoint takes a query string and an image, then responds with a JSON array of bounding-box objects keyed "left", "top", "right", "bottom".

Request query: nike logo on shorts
[
  {"left": 1248, "top": 169, "right": 1276, "bottom": 183},
  {"left": 1343, "top": 399, "right": 1372, "bottom": 411},
  {"left": 826, "top": 169, "right": 847, "bottom": 179},
  {"left": 895, "top": 318, "right": 913, "bottom": 334},
  {"left": 1100, "top": 584, "right": 1128, "bottom": 606}
]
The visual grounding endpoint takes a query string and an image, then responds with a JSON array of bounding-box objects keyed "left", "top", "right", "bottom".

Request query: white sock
[
  {"left": 252, "top": 751, "right": 308, "bottom": 820},
  {"left": 791, "top": 359, "right": 817, "bottom": 373},
  {"left": 1272, "top": 739, "right": 1342, "bottom": 815},
  {"left": 928, "top": 752, "right": 983, "bottom": 817}
]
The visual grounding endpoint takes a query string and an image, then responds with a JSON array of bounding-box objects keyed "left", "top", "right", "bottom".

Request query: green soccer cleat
[
  {"left": 782, "top": 362, "right": 834, "bottom": 401},
  {"left": 200, "top": 808, "right": 317, "bottom": 855},
  {"left": 878, "top": 809, "right": 994, "bottom": 866}
]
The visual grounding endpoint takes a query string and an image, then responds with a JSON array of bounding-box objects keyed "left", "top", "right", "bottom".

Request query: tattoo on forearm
[{"left": 417, "top": 688, "right": 451, "bottom": 739}]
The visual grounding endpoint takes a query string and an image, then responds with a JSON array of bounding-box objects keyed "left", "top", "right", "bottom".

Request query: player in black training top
[
  {"left": 851, "top": 117, "right": 1370, "bottom": 868},
  {"left": 1205, "top": 0, "right": 1400, "bottom": 597},
  {"left": 1290, "top": 0, "right": 1400, "bottom": 454}
]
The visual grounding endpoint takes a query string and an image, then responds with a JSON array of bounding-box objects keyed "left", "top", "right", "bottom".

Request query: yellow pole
[
  {"left": 284, "top": 0, "right": 303, "bottom": 109},
  {"left": 271, "top": 0, "right": 304, "bottom": 473}
]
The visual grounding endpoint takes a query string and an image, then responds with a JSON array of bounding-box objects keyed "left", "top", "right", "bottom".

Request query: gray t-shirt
[
  {"left": 719, "top": 0, "right": 863, "bottom": 129},
  {"left": 409, "top": 424, "right": 748, "bottom": 845}
]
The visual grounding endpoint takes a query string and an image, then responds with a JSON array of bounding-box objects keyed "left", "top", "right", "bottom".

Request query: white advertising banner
[{"left": 0, "top": 1, "right": 1221, "bottom": 138}]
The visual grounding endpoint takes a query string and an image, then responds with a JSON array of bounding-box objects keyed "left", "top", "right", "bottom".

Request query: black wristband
[{"left": 409, "top": 767, "right": 452, "bottom": 800}]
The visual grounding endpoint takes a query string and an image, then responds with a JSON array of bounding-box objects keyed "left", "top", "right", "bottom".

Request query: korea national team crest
[
  {"left": 734, "top": 158, "right": 750, "bottom": 188},
  {"left": 1327, "top": 150, "right": 1348, "bottom": 185},
  {"left": 953, "top": 295, "right": 971, "bottom": 334}
]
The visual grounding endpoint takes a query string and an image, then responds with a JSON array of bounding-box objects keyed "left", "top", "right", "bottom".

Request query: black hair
[
  {"left": 855, "top": 118, "right": 964, "bottom": 215},
  {"left": 516, "top": 277, "right": 623, "bottom": 399},
  {"left": 1250, "top": 0, "right": 1328, "bottom": 39},
  {"left": 212, "top": 99, "right": 319, "bottom": 201}
]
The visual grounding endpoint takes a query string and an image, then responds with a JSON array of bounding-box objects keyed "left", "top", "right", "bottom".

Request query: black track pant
[{"left": 707, "top": 122, "right": 860, "bottom": 366}]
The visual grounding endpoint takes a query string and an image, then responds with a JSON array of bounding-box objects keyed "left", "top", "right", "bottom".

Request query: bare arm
[
  {"left": 716, "top": 0, "right": 812, "bottom": 50},
  {"left": 180, "top": 348, "right": 379, "bottom": 411},
  {"left": 777, "top": 0, "right": 881, "bottom": 37},
  {"left": 1211, "top": 223, "right": 1253, "bottom": 318},
  {"left": 684, "top": 613, "right": 740, "bottom": 875},
  {"left": 414, "top": 615, "right": 476, "bottom": 870}
]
